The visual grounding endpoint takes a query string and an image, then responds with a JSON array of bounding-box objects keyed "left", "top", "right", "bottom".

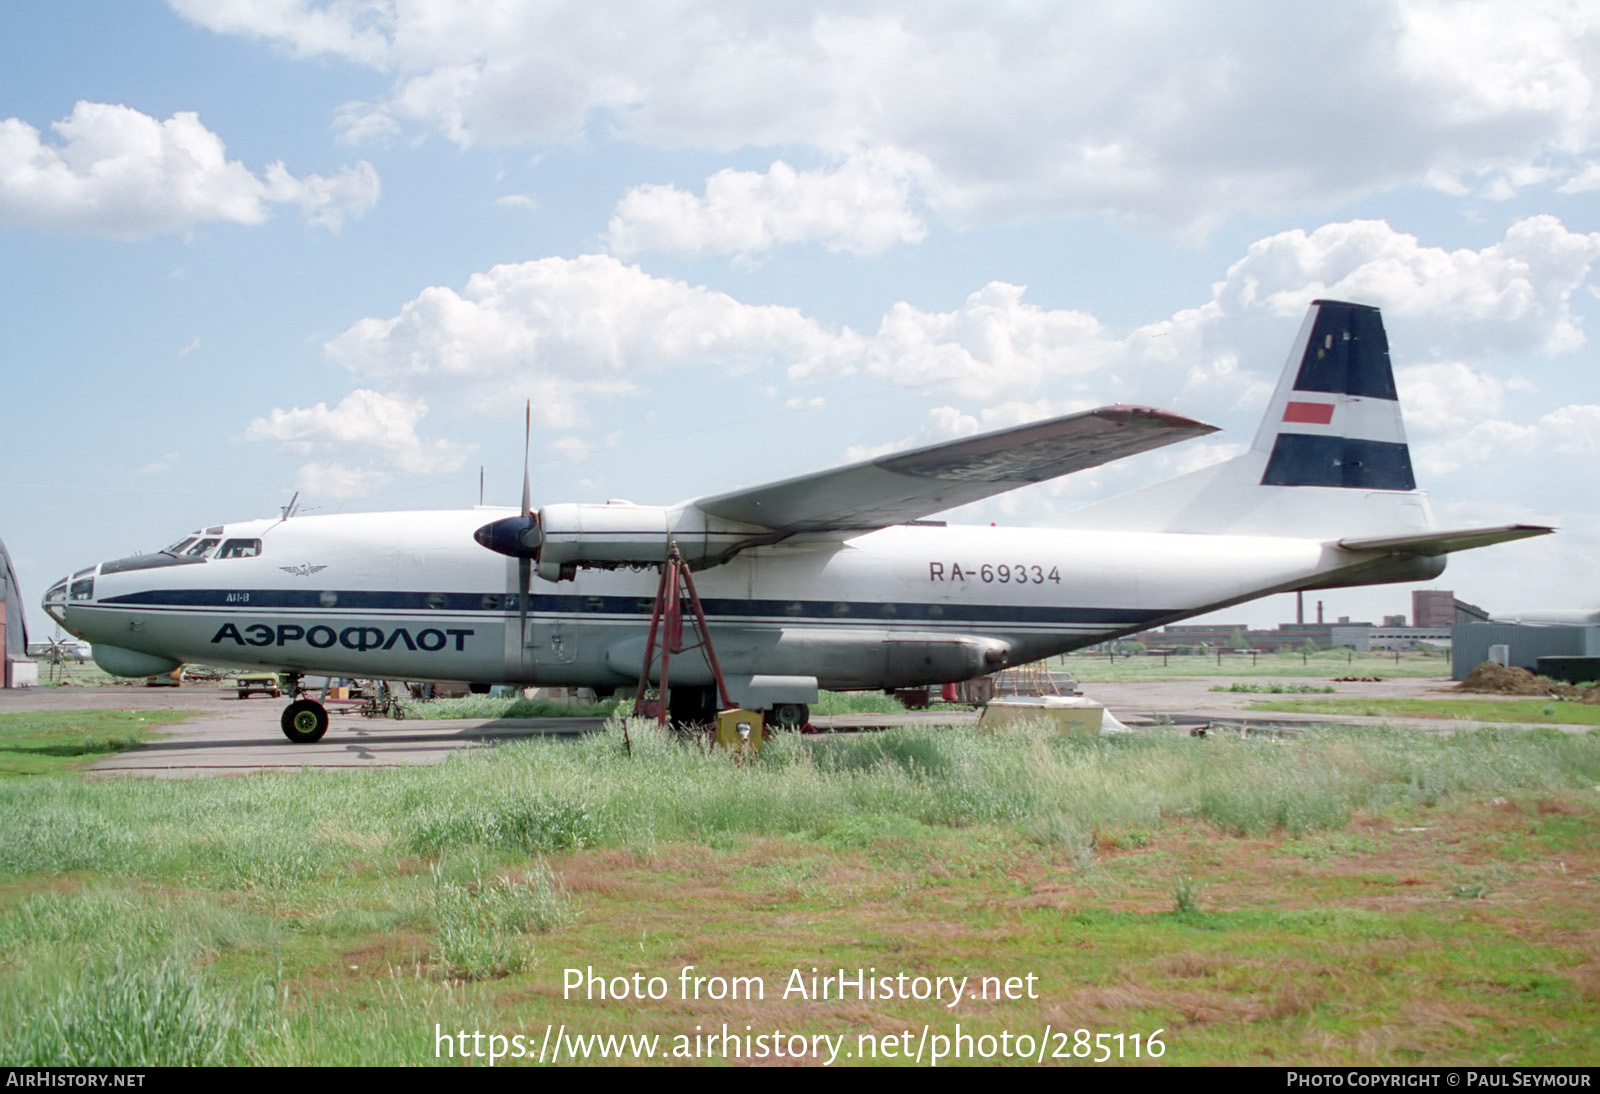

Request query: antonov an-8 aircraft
[{"left": 44, "top": 300, "right": 1549, "bottom": 742}]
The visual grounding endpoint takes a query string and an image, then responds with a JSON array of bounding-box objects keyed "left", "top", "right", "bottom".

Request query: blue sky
[{"left": 3, "top": 1, "right": 1597, "bottom": 642}]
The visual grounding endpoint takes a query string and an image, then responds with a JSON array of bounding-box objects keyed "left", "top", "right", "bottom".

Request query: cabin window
[{"left": 217, "top": 538, "right": 261, "bottom": 559}]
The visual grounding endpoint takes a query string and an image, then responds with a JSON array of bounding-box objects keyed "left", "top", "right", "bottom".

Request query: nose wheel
[
  {"left": 281, "top": 698, "right": 329, "bottom": 743},
  {"left": 769, "top": 703, "right": 810, "bottom": 730}
]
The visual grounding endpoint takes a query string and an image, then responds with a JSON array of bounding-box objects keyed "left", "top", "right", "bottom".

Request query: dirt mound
[{"left": 1456, "top": 662, "right": 1578, "bottom": 697}]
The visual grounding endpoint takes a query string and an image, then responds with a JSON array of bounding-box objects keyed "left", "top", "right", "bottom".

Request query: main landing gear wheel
[
  {"left": 281, "top": 699, "right": 329, "bottom": 743},
  {"left": 770, "top": 703, "right": 810, "bottom": 730},
  {"left": 667, "top": 685, "right": 719, "bottom": 728}
]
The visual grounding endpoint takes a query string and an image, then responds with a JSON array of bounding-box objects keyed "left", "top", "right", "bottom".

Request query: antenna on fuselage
[{"left": 280, "top": 491, "right": 300, "bottom": 520}]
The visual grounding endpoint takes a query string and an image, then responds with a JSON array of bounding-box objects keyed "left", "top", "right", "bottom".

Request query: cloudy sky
[{"left": 3, "top": 0, "right": 1597, "bottom": 641}]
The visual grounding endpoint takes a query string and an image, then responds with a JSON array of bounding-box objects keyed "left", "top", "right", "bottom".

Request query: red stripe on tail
[{"left": 1283, "top": 401, "right": 1335, "bottom": 424}]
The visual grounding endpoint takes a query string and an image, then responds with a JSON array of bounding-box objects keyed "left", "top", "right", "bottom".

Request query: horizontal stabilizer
[
  {"left": 694, "top": 406, "right": 1215, "bottom": 533},
  {"left": 1336, "top": 524, "right": 1554, "bottom": 555}
]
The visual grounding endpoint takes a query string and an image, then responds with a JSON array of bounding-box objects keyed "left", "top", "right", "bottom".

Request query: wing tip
[{"left": 1097, "top": 405, "right": 1219, "bottom": 434}]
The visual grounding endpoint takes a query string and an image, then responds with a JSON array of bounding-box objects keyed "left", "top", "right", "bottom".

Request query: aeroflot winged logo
[{"left": 280, "top": 564, "right": 328, "bottom": 577}]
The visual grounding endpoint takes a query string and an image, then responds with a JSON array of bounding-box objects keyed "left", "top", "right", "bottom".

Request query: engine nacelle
[{"left": 534, "top": 502, "right": 766, "bottom": 581}]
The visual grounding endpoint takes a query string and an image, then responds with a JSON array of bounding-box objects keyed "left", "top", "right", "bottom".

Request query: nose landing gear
[{"left": 280, "top": 698, "right": 329, "bottom": 743}]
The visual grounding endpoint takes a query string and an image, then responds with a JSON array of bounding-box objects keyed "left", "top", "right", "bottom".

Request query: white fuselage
[{"left": 47, "top": 508, "right": 1440, "bottom": 691}]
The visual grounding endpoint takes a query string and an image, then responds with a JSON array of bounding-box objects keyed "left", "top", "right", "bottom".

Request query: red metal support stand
[{"left": 629, "top": 541, "right": 734, "bottom": 749}]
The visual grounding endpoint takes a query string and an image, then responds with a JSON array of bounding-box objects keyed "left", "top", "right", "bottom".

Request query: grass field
[
  {"left": 396, "top": 694, "right": 623, "bottom": 720},
  {"left": 0, "top": 710, "right": 193, "bottom": 776},
  {"left": 396, "top": 690, "right": 919, "bottom": 720},
  {"left": 1247, "top": 698, "right": 1600, "bottom": 727},
  {"left": 0, "top": 711, "right": 1595, "bottom": 1066},
  {"left": 1066, "top": 649, "right": 1451, "bottom": 681}
]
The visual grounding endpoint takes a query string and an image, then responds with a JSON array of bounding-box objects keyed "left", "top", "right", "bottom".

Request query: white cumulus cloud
[
  {"left": 0, "top": 101, "right": 379, "bottom": 238},
  {"left": 172, "top": 1, "right": 1600, "bottom": 232},
  {"left": 606, "top": 153, "right": 927, "bottom": 260},
  {"left": 1211, "top": 216, "right": 1600, "bottom": 354},
  {"left": 324, "top": 254, "right": 861, "bottom": 424},
  {"left": 245, "top": 389, "right": 467, "bottom": 498},
  {"left": 259, "top": 214, "right": 1599, "bottom": 500}
]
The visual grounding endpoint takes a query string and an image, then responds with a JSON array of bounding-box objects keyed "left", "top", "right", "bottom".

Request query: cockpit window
[
  {"left": 185, "top": 538, "right": 221, "bottom": 558},
  {"left": 217, "top": 538, "right": 261, "bottom": 559},
  {"left": 164, "top": 536, "right": 199, "bottom": 555},
  {"left": 70, "top": 575, "right": 94, "bottom": 601}
]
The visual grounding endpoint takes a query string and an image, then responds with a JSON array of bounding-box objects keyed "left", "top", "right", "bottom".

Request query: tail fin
[
  {"left": 1253, "top": 300, "right": 1416, "bottom": 491},
  {"left": 1064, "top": 299, "right": 1436, "bottom": 539}
]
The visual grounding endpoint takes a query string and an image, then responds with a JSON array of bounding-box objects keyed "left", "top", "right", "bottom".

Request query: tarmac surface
[{"left": 0, "top": 674, "right": 1572, "bottom": 778}]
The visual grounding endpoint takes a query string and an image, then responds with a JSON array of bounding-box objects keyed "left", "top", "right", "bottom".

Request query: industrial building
[
  {"left": 1452, "top": 609, "right": 1600, "bottom": 682},
  {"left": 1134, "top": 590, "right": 1486, "bottom": 655},
  {"left": 1, "top": 537, "right": 35, "bottom": 688}
]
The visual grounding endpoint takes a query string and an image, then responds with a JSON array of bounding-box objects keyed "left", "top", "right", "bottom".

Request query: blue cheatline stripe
[
  {"left": 95, "top": 588, "right": 1171, "bottom": 626},
  {"left": 1294, "top": 301, "right": 1397, "bottom": 400},
  {"left": 1261, "top": 433, "right": 1416, "bottom": 490}
]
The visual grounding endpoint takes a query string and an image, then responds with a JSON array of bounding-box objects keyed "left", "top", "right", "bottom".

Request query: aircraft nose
[
  {"left": 41, "top": 566, "right": 98, "bottom": 628},
  {"left": 41, "top": 573, "right": 71, "bottom": 626}
]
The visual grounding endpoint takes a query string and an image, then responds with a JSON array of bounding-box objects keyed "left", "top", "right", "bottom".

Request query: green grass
[
  {"left": 396, "top": 695, "right": 621, "bottom": 719},
  {"left": 1246, "top": 697, "right": 1600, "bottom": 726},
  {"left": 28, "top": 660, "right": 123, "bottom": 688},
  {"left": 403, "top": 690, "right": 928, "bottom": 719},
  {"left": 1210, "top": 682, "right": 1337, "bottom": 694},
  {"left": 0, "top": 717, "right": 1596, "bottom": 1065},
  {"left": 8, "top": 956, "right": 280, "bottom": 1066},
  {"left": 1067, "top": 649, "right": 1449, "bottom": 681},
  {"left": 431, "top": 858, "right": 574, "bottom": 979},
  {"left": 0, "top": 711, "right": 193, "bottom": 776},
  {"left": 812, "top": 690, "right": 910, "bottom": 715}
]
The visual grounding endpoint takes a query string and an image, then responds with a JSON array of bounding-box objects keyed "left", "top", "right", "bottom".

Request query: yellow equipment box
[
  {"left": 715, "top": 708, "right": 764, "bottom": 754},
  {"left": 979, "top": 696, "right": 1103, "bottom": 736}
]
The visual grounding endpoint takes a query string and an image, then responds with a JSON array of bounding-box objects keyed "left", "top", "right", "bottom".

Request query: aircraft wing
[
  {"left": 692, "top": 405, "right": 1216, "bottom": 533},
  {"left": 1336, "top": 524, "right": 1554, "bottom": 555}
]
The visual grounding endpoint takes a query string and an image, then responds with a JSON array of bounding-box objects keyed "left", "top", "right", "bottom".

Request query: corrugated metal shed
[{"left": 1452, "top": 622, "right": 1600, "bottom": 680}]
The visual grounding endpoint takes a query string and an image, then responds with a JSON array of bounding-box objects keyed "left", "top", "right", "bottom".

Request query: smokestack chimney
[
  {"left": 1317, "top": 600, "right": 1324, "bottom": 625},
  {"left": 1297, "top": 591, "right": 1304, "bottom": 625}
]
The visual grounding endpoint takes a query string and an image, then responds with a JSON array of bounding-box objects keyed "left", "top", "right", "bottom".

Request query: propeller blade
[
  {"left": 519, "top": 400, "right": 532, "bottom": 650},
  {"left": 518, "top": 556, "right": 530, "bottom": 649},
  {"left": 473, "top": 403, "right": 542, "bottom": 560},
  {"left": 522, "top": 400, "right": 532, "bottom": 519},
  {"left": 467, "top": 402, "right": 540, "bottom": 653}
]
